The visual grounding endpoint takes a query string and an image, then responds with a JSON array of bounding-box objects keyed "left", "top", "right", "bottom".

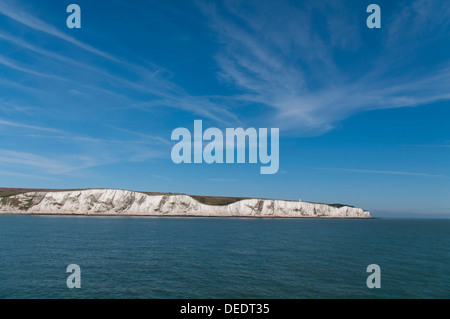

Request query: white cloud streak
[
  {"left": 0, "top": 149, "right": 88, "bottom": 174},
  {"left": 199, "top": 0, "right": 450, "bottom": 133},
  {"left": 316, "top": 168, "right": 447, "bottom": 178},
  {"left": 0, "top": 2, "right": 238, "bottom": 123},
  {"left": 0, "top": 1, "right": 119, "bottom": 62},
  {"left": 0, "top": 118, "right": 64, "bottom": 133}
]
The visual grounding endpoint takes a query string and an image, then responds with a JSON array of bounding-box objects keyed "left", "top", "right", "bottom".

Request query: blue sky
[{"left": 0, "top": 0, "right": 449, "bottom": 217}]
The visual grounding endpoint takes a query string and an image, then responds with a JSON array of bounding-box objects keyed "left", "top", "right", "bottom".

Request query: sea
[{"left": 0, "top": 215, "right": 448, "bottom": 299}]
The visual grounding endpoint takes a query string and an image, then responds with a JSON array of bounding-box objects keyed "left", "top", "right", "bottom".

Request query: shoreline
[
  {"left": 0, "top": 188, "right": 371, "bottom": 219},
  {"left": 0, "top": 212, "right": 373, "bottom": 219}
]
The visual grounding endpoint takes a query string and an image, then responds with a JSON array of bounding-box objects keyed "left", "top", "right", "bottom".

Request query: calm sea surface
[{"left": 0, "top": 216, "right": 448, "bottom": 299}]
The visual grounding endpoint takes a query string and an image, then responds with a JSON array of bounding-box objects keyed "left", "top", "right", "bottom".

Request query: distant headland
[{"left": 0, "top": 188, "right": 371, "bottom": 218}]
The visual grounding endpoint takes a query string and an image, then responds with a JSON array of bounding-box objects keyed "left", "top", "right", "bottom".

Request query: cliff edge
[{"left": 0, "top": 189, "right": 371, "bottom": 218}]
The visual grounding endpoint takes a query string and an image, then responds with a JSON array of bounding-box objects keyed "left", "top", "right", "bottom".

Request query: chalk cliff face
[{"left": 0, "top": 189, "right": 370, "bottom": 218}]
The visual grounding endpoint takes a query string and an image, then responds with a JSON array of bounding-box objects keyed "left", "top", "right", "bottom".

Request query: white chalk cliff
[{"left": 0, "top": 189, "right": 370, "bottom": 218}]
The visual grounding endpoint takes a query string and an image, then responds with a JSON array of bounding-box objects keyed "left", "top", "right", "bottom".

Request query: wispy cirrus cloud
[
  {"left": 0, "top": 117, "right": 167, "bottom": 176},
  {"left": 0, "top": 1, "right": 238, "bottom": 124},
  {"left": 0, "top": 169, "right": 59, "bottom": 181},
  {"left": 0, "top": 118, "right": 64, "bottom": 133},
  {"left": 0, "top": 141, "right": 165, "bottom": 175},
  {"left": 316, "top": 167, "right": 448, "bottom": 179},
  {"left": 0, "top": 54, "right": 69, "bottom": 82},
  {"left": 208, "top": 178, "right": 238, "bottom": 182},
  {"left": 387, "top": 0, "right": 450, "bottom": 47},
  {"left": 0, "top": 149, "right": 91, "bottom": 174},
  {"left": 106, "top": 125, "right": 170, "bottom": 145},
  {"left": 0, "top": 0, "right": 119, "bottom": 62},
  {"left": 198, "top": 0, "right": 450, "bottom": 133},
  {"left": 3, "top": 0, "right": 448, "bottom": 134}
]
